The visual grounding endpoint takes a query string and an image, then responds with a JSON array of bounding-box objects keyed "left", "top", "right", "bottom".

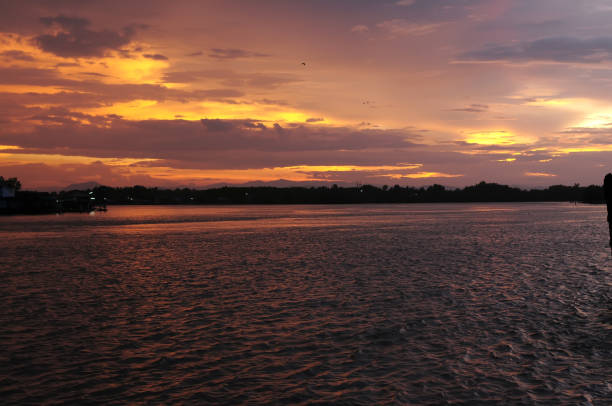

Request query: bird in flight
[{"left": 301, "top": 62, "right": 306, "bottom": 66}]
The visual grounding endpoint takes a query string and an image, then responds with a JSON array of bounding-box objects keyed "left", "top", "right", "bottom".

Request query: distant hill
[
  {"left": 28, "top": 179, "right": 346, "bottom": 192},
  {"left": 63, "top": 181, "right": 102, "bottom": 191}
]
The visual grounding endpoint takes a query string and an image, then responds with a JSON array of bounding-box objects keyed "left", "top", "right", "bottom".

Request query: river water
[{"left": 1, "top": 203, "right": 611, "bottom": 404}]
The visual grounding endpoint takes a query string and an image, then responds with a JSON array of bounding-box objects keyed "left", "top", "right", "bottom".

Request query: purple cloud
[
  {"left": 208, "top": 48, "right": 270, "bottom": 59},
  {"left": 450, "top": 104, "right": 489, "bottom": 113},
  {"left": 35, "top": 15, "right": 144, "bottom": 57},
  {"left": 0, "top": 50, "right": 35, "bottom": 61},
  {"left": 143, "top": 53, "right": 168, "bottom": 60},
  {"left": 460, "top": 36, "right": 612, "bottom": 63}
]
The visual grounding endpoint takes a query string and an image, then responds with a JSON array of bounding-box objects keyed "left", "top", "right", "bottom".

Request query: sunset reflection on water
[{"left": 1, "top": 203, "right": 611, "bottom": 404}]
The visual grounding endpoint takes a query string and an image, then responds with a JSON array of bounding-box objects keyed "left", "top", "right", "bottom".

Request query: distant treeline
[
  {"left": 1, "top": 189, "right": 106, "bottom": 214},
  {"left": 87, "top": 182, "right": 604, "bottom": 205},
  {"left": 2, "top": 181, "right": 607, "bottom": 214}
]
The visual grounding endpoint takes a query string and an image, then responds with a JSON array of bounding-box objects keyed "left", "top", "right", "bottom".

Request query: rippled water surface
[{"left": 1, "top": 203, "right": 611, "bottom": 404}]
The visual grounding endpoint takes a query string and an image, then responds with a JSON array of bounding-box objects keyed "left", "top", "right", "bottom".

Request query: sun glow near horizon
[{"left": 2, "top": 1, "right": 612, "bottom": 188}]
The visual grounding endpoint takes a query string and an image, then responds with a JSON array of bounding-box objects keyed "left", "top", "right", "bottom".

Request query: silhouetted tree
[{"left": 0, "top": 176, "right": 21, "bottom": 191}]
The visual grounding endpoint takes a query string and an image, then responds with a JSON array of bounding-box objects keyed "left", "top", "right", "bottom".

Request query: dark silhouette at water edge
[
  {"left": 604, "top": 173, "right": 612, "bottom": 254},
  {"left": 1, "top": 177, "right": 607, "bottom": 214},
  {"left": 1, "top": 177, "right": 106, "bottom": 215},
  {"left": 74, "top": 181, "right": 607, "bottom": 205}
]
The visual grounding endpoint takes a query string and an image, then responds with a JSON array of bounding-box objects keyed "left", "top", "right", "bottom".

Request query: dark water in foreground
[{"left": 1, "top": 203, "right": 611, "bottom": 404}]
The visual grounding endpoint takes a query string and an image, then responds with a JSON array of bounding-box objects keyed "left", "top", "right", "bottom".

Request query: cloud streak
[
  {"left": 162, "top": 69, "right": 299, "bottom": 88},
  {"left": 208, "top": 48, "right": 269, "bottom": 59},
  {"left": 459, "top": 36, "right": 612, "bottom": 64},
  {"left": 377, "top": 19, "right": 443, "bottom": 37},
  {"left": 143, "top": 53, "right": 168, "bottom": 60},
  {"left": 450, "top": 104, "right": 489, "bottom": 113},
  {"left": 0, "top": 67, "right": 243, "bottom": 106}
]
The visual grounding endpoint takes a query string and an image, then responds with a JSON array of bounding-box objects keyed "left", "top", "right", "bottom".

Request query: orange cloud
[{"left": 525, "top": 172, "right": 556, "bottom": 177}]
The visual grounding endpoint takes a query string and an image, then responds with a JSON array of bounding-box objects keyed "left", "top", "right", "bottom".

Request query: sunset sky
[{"left": 2, "top": 0, "right": 612, "bottom": 189}]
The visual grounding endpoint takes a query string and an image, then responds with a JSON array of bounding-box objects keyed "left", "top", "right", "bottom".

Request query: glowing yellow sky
[{"left": 2, "top": 1, "right": 612, "bottom": 188}]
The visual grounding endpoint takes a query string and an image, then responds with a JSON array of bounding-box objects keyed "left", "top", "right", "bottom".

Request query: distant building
[
  {"left": 1, "top": 185, "right": 15, "bottom": 198},
  {"left": 0, "top": 184, "right": 16, "bottom": 210}
]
